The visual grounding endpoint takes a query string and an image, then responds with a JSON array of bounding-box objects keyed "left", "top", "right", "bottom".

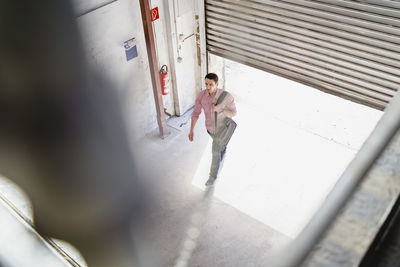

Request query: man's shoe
[{"left": 205, "top": 177, "right": 216, "bottom": 186}]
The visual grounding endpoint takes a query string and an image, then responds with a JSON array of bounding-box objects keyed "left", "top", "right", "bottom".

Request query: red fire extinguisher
[{"left": 160, "top": 65, "right": 169, "bottom": 95}]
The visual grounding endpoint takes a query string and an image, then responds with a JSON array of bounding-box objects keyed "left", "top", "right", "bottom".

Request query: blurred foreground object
[{"left": 0, "top": 1, "right": 149, "bottom": 266}]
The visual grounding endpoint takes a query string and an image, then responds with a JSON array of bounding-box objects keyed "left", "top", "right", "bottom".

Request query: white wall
[
  {"left": 173, "top": 0, "right": 202, "bottom": 115},
  {"left": 74, "top": 0, "right": 158, "bottom": 141},
  {"left": 72, "top": 0, "right": 114, "bottom": 16}
]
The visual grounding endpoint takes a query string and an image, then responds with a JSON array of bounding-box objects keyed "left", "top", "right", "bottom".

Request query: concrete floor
[
  {"left": 132, "top": 112, "right": 292, "bottom": 267},
  {"left": 0, "top": 60, "right": 383, "bottom": 267}
]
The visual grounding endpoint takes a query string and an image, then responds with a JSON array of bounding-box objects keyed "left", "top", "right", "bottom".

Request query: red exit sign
[{"left": 151, "top": 7, "right": 159, "bottom": 22}]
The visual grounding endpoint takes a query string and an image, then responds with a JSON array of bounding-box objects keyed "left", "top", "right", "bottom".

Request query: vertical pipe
[
  {"left": 140, "top": 0, "right": 168, "bottom": 138},
  {"left": 165, "top": 0, "right": 181, "bottom": 116},
  {"left": 197, "top": 0, "right": 208, "bottom": 84}
]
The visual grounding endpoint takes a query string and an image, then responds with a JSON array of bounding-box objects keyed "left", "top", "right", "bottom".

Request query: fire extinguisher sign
[{"left": 150, "top": 7, "right": 159, "bottom": 22}]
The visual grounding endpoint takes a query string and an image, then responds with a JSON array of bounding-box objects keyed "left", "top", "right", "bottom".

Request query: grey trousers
[{"left": 208, "top": 131, "right": 227, "bottom": 179}]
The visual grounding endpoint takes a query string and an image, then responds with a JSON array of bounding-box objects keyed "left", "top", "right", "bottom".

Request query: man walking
[{"left": 189, "top": 73, "right": 237, "bottom": 186}]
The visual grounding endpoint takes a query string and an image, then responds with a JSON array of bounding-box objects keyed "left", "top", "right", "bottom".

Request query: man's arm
[{"left": 189, "top": 93, "right": 202, "bottom": 142}]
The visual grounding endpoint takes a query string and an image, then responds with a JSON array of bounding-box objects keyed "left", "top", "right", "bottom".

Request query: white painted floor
[{"left": 193, "top": 58, "right": 383, "bottom": 238}]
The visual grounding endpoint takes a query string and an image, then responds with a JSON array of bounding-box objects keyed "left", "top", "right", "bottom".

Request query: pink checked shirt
[{"left": 192, "top": 88, "right": 237, "bottom": 134}]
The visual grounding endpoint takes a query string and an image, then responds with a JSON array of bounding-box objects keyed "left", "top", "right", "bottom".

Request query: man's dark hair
[{"left": 205, "top": 73, "right": 218, "bottom": 83}]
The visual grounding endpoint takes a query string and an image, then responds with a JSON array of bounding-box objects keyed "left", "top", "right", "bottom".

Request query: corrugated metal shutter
[{"left": 205, "top": 0, "right": 400, "bottom": 110}]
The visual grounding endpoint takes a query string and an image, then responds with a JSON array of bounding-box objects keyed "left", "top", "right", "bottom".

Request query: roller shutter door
[{"left": 205, "top": 0, "right": 400, "bottom": 110}]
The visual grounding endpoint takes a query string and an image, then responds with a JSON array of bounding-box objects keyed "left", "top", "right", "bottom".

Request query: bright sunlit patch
[
  {"left": 192, "top": 57, "right": 383, "bottom": 238},
  {"left": 191, "top": 107, "right": 358, "bottom": 238}
]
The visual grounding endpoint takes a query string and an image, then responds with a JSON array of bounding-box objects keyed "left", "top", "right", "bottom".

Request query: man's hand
[
  {"left": 188, "top": 130, "right": 194, "bottom": 142},
  {"left": 189, "top": 118, "right": 197, "bottom": 142},
  {"left": 213, "top": 104, "right": 224, "bottom": 113}
]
